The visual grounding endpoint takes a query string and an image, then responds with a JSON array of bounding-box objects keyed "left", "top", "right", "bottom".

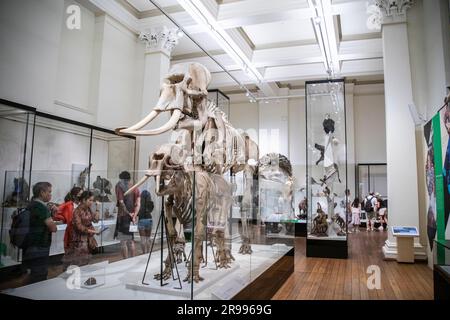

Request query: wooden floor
[
  {"left": 272, "top": 230, "right": 434, "bottom": 300},
  {"left": 1, "top": 229, "right": 434, "bottom": 299}
]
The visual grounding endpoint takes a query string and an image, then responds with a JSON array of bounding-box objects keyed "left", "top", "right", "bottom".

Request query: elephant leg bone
[{"left": 214, "top": 229, "right": 235, "bottom": 268}]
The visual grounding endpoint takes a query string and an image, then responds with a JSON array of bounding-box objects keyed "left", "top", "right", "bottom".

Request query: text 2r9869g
[{"left": 221, "top": 304, "right": 271, "bottom": 315}]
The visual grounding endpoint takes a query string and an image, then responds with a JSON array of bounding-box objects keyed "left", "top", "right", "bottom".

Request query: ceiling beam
[
  {"left": 209, "top": 58, "right": 384, "bottom": 87},
  {"left": 172, "top": 38, "right": 381, "bottom": 72},
  {"left": 176, "top": 0, "right": 279, "bottom": 96},
  {"left": 121, "top": 0, "right": 372, "bottom": 34},
  {"left": 339, "top": 38, "right": 383, "bottom": 61},
  {"left": 218, "top": 0, "right": 313, "bottom": 29}
]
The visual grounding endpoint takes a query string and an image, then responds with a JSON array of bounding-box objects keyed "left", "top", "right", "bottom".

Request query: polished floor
[
  {"left": 1, "top": 229, "right": 434, "bottom": 299},
  {"left": 272, "top": 230, "right": 433, "bottom": 300}
]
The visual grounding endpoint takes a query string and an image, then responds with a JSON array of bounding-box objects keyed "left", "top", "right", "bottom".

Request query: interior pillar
[{"left": 380, "top": 4, "right": 426, "bottom": 260}]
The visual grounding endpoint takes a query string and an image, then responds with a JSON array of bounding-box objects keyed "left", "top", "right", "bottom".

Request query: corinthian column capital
[
  {"left": 139, "top": 26, "right": 181, "bottom": 56},
  {"left": 367, "top": 0, "right": 413, "bottom": 30}
]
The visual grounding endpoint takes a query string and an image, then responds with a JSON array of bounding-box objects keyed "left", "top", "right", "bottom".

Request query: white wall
[
  {"left": 258, "top": 96, "right": 289, "bottom": 157},
  {"left": 229, "top": 102, "right": 259, "bottom": 144},
  {"left": 0, "top": 0, "right": 144, "bottom": 131},
  {"left": 422, "top": 0, "right": 450, "bottom": 117},
  {"left": 55, "top": 0, "right": 95, "bottom": 116},
  {"left": 353, "top": 86, "right": 387, "bottom": 164},
  {"left": 94, "top": 15, "right": 144, "bottom": 129},
  {"left": 288, "top": 97, "right": 306, "bottom": 196},
  {"left": 0, "top": 0, "right": 64, "bottom": 112}
]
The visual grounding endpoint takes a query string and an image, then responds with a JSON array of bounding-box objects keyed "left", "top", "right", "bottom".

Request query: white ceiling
[
  {"left": 93, "top": 0, "right": 384, "bottom": 95},
  {"left": 243, "top": 19, "right": 316, "bottom": 46},
  {"left": 126, "top": 0, "right": 180, "bottom": 11}
]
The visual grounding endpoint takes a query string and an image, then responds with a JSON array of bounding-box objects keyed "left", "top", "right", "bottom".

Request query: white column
[
  {"left": 136, "top": 26, "right": 180, "bottom": 238},
  {"left": 376, "top": 2, "right": 426, "bottom": 260},
  {"left": 137, "top": 26, "right": 180, "bottom": 173}
]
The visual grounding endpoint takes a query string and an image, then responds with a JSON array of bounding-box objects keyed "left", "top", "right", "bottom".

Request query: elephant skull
[
  {"left": 116, "top": 62, "right": 211, "bottom": 136},
  {"left": 125, "top": 143, "right": 187, "bottom": 196}
]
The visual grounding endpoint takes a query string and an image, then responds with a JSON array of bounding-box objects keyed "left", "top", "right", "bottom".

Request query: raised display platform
[{"left": 2, "top": 242, "right": 293, "bottom": 300}]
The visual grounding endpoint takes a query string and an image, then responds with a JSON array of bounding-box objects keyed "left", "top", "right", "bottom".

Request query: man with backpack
[
  {"left": 22, "top": 182, "right": 57, "bottom": 284},
  {"left": 364, "top": 192, "right": 377, "bottom": 231}
]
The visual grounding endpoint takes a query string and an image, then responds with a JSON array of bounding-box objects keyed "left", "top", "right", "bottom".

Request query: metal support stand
[
  {"left": 141, "top": 196, "right": 182, "bottom": 289},
  {"left": 202, "top": 214, "right": 218, "bottom": 269}
]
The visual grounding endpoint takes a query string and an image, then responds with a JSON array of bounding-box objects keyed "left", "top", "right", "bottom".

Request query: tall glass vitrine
[{"left": 305, "top": 79, "right": 348, "bottom": 259}]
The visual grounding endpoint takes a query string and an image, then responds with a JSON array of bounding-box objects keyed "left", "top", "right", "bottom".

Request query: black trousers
[{"left": 22, "top": 246, "right": 50, "bottom": 285}]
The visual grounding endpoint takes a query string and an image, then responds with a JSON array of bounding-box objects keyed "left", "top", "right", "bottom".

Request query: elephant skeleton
[
  {"left": 259, "top": 153, "right": 295, "bottom": 234},
  {"left": 131, "top": 143, "right": 234, "bottom": 283},
  {"left": 117, "top": 62, "right": 258, "bottom": 257}
]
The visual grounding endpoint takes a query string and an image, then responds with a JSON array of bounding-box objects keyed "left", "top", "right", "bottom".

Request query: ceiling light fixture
[
  {"left": 147, "top": 0, "right": 258, "bottom": 101},
  {"left": 307, "top": 0, "right": 340, "bottom": 77},
  {"left": 176, "top": 0, "right": 265, "bottom": 85}
]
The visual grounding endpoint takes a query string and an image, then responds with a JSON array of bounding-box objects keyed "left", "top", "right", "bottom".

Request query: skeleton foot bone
[
  {"left": 153, "top": 265, "right": 173, "bottom": 281},
  {"left": 239, "top": 237, "right": 253, "bottom": 254}
]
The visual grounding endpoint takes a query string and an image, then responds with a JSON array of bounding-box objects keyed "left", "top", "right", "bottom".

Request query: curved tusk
[
  {"left": 119, "top": 110, "right": 160, "bottom": 134},
  {"left": 120, "top": 109, "right": 181, "bottom": 136},
  {"left": 124, "top": 175, "right": 150, "bottom": 196},
  {"left": 155, "top": 175, "right": 161, "bottom": 194}
]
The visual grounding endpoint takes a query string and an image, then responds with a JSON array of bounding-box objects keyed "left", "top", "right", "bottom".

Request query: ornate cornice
[
  {"left": 139, "top": 26, "right": 181, "bottom": 56},
  {"left": 367, "top": 0, "right": 413, "bottom": 30}
]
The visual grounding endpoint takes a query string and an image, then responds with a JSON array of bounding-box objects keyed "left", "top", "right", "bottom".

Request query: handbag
[
  {"left": 129, "top": 222, "right": 138, "bottom": 233},
  {"left": 87, "top": 235, "right": 98, "bottom": 254},
  {"left": 118, "top": 214, "right": 132, "bottom": 234}
]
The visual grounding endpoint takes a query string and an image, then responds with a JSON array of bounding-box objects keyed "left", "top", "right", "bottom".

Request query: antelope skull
[{"left": 116, "top": 62, "right": 211, "bottom": 136}]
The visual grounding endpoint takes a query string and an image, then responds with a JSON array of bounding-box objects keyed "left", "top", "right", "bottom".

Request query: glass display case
[
  {"left": 433, "top": 240, "right": 450, "bottom": 300},
  {"left": 259, "top": 153, "right": 297, "bottom": 238},
  {"left": 0, "top": 99, "right": 137, "bottom": 268},
  {"left": 305, "top": 79, "right": 348, "bottom": 259},
  {"left": 0, "top": 0, "right": 294, "bottom": 300},
  {"left": 0, "top": 101, "right": 35, "bottom": 213},
  {"left": 356, "top": 163, "right": 387, "bottom": 201},
  {"left": 0, "top": 167, "right": 293, "bottom": 300},
  {"left": 356, "top": 163, "right": 387, "bottom": 227},
  {"left": 208, "top": 89, "right": 230, "bottom": 121}
]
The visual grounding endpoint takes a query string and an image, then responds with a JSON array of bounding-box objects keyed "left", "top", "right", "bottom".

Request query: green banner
[{"left": 432, "top": 114, "right": 446, "bottom": 264}]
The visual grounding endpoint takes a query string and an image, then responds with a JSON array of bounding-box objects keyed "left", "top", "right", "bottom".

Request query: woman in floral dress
[{"left": 64, "top": 191, "right": 100, "bottom": 267}]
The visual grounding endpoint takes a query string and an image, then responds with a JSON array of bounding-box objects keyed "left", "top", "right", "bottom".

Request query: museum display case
[
  {"left": 208, "top": 90, "right": 230, "bottom": 121},
  {"left": 0, "top": 100, "right": 137, "bottom": 269},
  {"left": 0, "top": 0, "right": 293, "bottom": 300},
  {"left": 259, "top": 153, "right": 297, "bottom": 239},
  {"left": 0, "top": 101, "right": 35, "bottom": 215},
  {"left": 305, "top": 79, "right": 348, "bottom": 258},
  {"left": 356, "top": 163, "right": 387, "bottom": 201},
  {"left": 1, "top": 69, "right": 294, "bottom": 295},
  {"left": 0, "top": 167, "right": 293, "bottom": 300}
]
